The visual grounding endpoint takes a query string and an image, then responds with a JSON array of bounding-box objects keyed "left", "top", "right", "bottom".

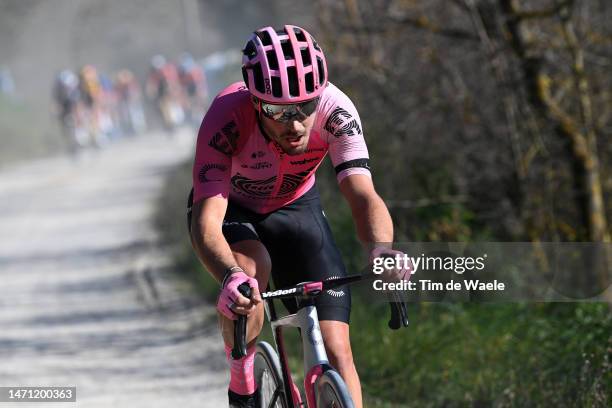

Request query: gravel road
[{"left": 0, "top": 131, "right": 228, "bottom": 407}]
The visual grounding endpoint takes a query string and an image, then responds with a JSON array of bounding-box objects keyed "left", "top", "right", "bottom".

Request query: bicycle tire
[
  {"left": 315, "top": 369, "right": 355, "bottom": 408},
  {"left": 254, "top": 341, "right": 287, "bottom": 408}
]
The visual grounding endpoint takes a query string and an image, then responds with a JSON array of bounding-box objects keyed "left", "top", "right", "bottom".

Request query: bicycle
[{"left": 232, "top": 274, "right": 409, "bottom": 408}]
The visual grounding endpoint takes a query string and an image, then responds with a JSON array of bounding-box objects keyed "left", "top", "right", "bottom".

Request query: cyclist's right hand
[{"left": 216, "top": 270, "right": 261, "bottom": 320}]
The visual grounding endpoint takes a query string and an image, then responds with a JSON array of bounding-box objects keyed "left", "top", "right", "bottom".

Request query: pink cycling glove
[{"left": 216, "top": 271, "right": 259, "bottom": 320}]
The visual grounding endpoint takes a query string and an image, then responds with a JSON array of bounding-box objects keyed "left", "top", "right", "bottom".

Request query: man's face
[
  {"left": 260, "top": 114, "right": 316, "bottom": 155},
  {"left": 255, "top": 97, "right": 319, "bottom": 155}
]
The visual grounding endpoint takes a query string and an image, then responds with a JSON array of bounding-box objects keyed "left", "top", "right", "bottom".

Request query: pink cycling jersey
[{"left": 192, "top": 82, "right": 370, "bottom": 214}]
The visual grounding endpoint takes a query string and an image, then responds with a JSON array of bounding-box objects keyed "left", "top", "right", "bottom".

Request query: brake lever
[
  {"left": 231, "top": 283, "right": 252, "bottom": 359},
  {"left": 388, "top": 291, "right": 409, "bottom": 330}
]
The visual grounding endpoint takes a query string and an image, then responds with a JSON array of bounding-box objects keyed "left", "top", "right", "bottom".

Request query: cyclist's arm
[
  {"left": 339, "top": 174, "right": 393, "bottom": 245},
  {"left": 321, "top": 85, "right": 391, "bottom": 245},
  {"left": 190, "top": 84, "right": 249, "bottom": 282},
  {"left": 190, "top": 196, "right": 240, "bottom": 283}
]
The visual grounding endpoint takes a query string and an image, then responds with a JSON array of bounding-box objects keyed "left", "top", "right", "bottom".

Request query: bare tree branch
[{"left": 510, "top": 0, "right": 572, "bottom": 20}]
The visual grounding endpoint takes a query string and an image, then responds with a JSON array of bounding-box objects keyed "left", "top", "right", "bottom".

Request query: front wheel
[
  {"left": 315, "top": 370, "right": 355, "bottom": 408},
  {"left": 254, "top": 341, "right": 287, "bottom": 408}
]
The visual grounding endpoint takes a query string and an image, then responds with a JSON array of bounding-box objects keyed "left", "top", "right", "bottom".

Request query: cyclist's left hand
[{"left": 369, "top": 247, "right": 413, "bottom": 283}]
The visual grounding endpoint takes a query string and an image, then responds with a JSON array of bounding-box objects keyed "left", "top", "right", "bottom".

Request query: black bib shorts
[{"left": 188, "top": 185, "right": 351, "bottom": 323}]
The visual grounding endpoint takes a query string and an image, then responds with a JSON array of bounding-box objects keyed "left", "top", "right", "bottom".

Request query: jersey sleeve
[
  {"left": 192, "top": 85, "right": 245, "bottom": 204},
  {"left": 320, "top": 86, "right": 371, "bottom": 183}
]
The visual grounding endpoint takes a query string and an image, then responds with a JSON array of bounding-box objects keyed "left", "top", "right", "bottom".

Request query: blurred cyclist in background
[
  {"left": 52, "top": 69, "right": 84, "bottom": 153},
  {"left": 79, "top": 65, "right": 101, "bottom": 113},
  {"left": 178, "top": 52, "right": 208, "bottom": 127},
  {"left": 146, "top": 54, "right": 184, "bottom": 132},
  {"left": 98, "top": 71, "right": 121, "bottom": 140},
  {"left": 114, "top": 69, "right": 147, "bottom": 136},
  {"left": 78, "top": 65, "right": 110, "bottom": 147}
]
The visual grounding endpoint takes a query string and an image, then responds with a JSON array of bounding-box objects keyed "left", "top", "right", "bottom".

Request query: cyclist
[
  {"left": 188, "top": 25, "right": 409, "bottom": 408},
  {"left": 114, "top": 69, "right": 147, "bottom": 135},
  {"left": 178, "top": 52, "right": 209, "bottom": 127},
  {"left": 146, "top": 54, "right": 184, "bottom": 130},
  {"left": 52, "top": 69, "right": 83, "bottom": 151},
  {"left": 78, "top": 65, "right": 109, "bottom": 146},
  {"left": 79, "top": 65, "right": 101, "bottom": 110},
  {"left": 98, "top": 71, "right": 120, "bottom": 140}
]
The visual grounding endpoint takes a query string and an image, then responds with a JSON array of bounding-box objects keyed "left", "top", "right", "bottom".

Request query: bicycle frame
[
  {"left": 267, "top": 294, "right": 337, "bottom": 408},
  {"left": 233, "top": 275, "right": 409, "bottom": 407}
]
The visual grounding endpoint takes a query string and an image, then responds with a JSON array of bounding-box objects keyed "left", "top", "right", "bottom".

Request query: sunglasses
[{"left": 259, "top": 97, "right": 320, "bottom": 123}]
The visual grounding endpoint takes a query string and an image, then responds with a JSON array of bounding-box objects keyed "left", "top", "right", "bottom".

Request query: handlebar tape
[{"left": 231, "top": 283, "right": 252, "bottom": 359}]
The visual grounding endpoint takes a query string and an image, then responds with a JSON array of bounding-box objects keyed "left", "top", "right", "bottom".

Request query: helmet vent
[
  {"left": 294, "top": 27, "right": 306, "bottom": 42},
  {"left": 317, "top": 57, "right": 325, "bottom": 85},
  {"left": 300, "top": 48, "right": 311, "bottom": 66},
  {"left": 287, "top": 66, "right": 299, "bottom": 96},
  {"left": 256, "top": 31, "right": 273, "bottom": 46},
  {"left": 253, "top": 62, "right": 265, "bottom": 94},
  {"left": 241, "top": 66, "right": 249, "bottom": 88},
  {"left": 312, "top": 38, "right": 321, "bottom": 52},
  {"left": 243, "top": 40, "right": 258, "bottom": 59},
  {"left": 305, "top": 72, "right": 314, "bottom": 93},
  {"left": 271, "top": 76, "right": 282, "bottom": 97},
  {"left": 281, "top": 40, "right": 295, "bottom": 60},
  {"left": 267, "top": 50, "right": 279, "bottom": 70}
]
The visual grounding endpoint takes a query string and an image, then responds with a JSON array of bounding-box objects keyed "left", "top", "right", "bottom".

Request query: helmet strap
[{"left": 253, "top": 98, "right": 272, "bottom": 142}]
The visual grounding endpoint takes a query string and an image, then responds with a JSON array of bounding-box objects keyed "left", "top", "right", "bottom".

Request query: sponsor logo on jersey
[
  {"left": 277, "top": 167, "right": 315, "bottom": 196},
  {"left": 305, "top": 147, "right": 326, "bottom": 153},
  {"left": 290, "top": 157, "right": 319, "bottom": 165},
  {"left": 208, "top": 120, "right": 239, "bottom": 156},
  {"left": 251, "top": 151, "right": 266, "bottom": 159},
  {"left": 198, "top": 163, "right": 228, "bottom": 182},
  {"left": 231, "top": 173, "right": 276, "bottom": 198},
  {"left": 231, "top": 167, "right": 315, "bottom": 199},
  {"left": 240, "top": 161, "right": 273, "bottom": 170},
  {"left": 324, "top": 107, "right": 362, "bottom": 138}
]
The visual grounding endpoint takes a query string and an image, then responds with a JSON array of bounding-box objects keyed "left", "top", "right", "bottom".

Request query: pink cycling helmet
[{"left": 242, "top": 25, "right": 328, "bottom": 104}]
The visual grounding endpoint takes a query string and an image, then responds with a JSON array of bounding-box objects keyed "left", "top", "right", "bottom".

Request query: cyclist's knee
[
  {"left": 327, "top": 344, "right": 354, "bottom": 369},
  {"left": 320, "top": 321, "right": 355, "bottom": 369}
]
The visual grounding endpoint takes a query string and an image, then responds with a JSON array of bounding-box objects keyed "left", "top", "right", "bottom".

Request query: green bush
[
  {"left": 0, "top": 95, "right": 62, "bottom": 166},
  {"left": 352, "top": 302, "right": 611, "bottom": 407}
]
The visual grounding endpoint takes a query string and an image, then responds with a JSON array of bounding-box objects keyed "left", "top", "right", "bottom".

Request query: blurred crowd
[{"left": 51, "top": 53, "right": 208, "bottom": 154}]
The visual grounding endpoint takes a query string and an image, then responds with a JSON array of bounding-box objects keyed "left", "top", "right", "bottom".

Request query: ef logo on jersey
[
  {"left": 324, "top": 107, "right": 362, "bottom": 138},
  {"left": 199, "top": 163, "right": 228, "bottom": 183}
]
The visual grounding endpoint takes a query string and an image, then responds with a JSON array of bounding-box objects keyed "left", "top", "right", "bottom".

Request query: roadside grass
[
  {"left": 352, "top": 301, "right": 611, "bottom": 407},
  {"left": 0, "top": 95, "right": 63, "bottom": 166},
  {"left": 155, "top": 158, "right": 612, "bottom": 407}
]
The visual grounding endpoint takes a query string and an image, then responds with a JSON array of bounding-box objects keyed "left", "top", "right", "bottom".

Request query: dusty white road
[{"left": 0, "top": 131, "right": 228, "bottom": 407}]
